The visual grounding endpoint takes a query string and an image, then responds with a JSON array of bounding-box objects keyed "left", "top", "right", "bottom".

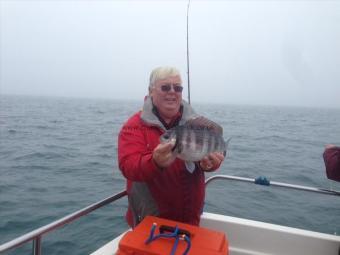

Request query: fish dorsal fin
[{"left": 185, "top": 116, "right": 223, "bottom": 135}]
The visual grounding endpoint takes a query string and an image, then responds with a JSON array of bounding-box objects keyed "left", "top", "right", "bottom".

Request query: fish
[{"left": 160, "top": 116, "right": 231, "bottom": 162}]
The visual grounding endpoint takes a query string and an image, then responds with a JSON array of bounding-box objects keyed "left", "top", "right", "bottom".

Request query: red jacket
[
  {"left": 118, "top": 97, "right": 218, "bottom": 227},
  {"left": 323, "top": 146, "right": 340, "bottom": 182}
]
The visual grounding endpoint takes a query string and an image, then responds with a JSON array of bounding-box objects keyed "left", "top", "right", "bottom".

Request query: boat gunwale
[{"left": 1, "top": 174, "right": 339, "bottom": 254}]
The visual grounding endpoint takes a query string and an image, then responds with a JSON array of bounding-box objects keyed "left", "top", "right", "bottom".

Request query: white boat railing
[
  {"left": 205, "top": 174, "right": 340, "bottom": 196},
  {"left": 0, "top": 190, "right": 127, "bottom": 255},
  {"left": 1, "top": 174, "right": 339, "bottom": 254}
]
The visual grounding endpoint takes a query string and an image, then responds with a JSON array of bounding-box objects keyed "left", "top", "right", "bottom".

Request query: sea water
[{"left": 1, "top": 95, "right": 339, "bottom": 255}]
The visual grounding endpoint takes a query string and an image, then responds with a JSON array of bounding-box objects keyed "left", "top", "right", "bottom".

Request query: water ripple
[{"left": 1, "top": 95, "right": 340, "bottom": 255}]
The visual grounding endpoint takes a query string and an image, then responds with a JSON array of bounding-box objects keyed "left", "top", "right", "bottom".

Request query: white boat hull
[
  {"left": 201, "top": 213, "right": 340, "bottom": 255},
  {"left": 91, "top": 212, "right": 340, "bottom": 255}
]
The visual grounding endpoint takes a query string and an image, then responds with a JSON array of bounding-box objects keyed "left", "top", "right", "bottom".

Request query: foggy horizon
[
  {"left": 1, "top": 0, "right": 340, "bottom": 109},
  {"left": 3, "top": 91, "right": 340, "bottom": 111}
]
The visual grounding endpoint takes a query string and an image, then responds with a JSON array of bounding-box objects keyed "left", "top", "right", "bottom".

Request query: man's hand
[
  {"left": 325, "top": 144, "right": 336, "bottom": 150},
  {"left": 199, "top": 152, "right": 225, "bottom": 172},
  {"left": 152, "top": 142, "right": 176, "bottom": 169}
]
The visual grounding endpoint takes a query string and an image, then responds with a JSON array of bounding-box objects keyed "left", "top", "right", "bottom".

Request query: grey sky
[{"left": 1, "top": 0, "right": 339, "bottom": 108}]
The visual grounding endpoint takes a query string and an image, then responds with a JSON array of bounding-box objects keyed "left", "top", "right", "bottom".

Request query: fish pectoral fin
[{"left": 171, "top": 137, "right": 179, "bottom": 152}]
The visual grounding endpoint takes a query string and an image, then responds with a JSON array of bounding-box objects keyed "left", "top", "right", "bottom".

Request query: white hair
[{"left": 148, "top": 66, "right": 181, "bottom": 93}]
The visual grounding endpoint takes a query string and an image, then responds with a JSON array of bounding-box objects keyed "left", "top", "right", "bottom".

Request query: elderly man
[{"left": 118, "top": 66, "right": 224, "bottom": 227}]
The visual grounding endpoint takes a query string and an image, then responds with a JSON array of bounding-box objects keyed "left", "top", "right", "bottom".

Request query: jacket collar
[{"left": 141, "top": 96, "right": 199, "bottom": 130}]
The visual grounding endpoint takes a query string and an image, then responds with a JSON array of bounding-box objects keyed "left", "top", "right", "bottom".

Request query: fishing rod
[
  {"left": 205, "top": 174, "right": 340, "bottom": 197},
  {"left": 186, "top": 0, "right": 191, "bottom": 104}
]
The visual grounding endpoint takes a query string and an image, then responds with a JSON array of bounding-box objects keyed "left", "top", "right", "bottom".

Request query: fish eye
[{"left": 163, "top": 134, "right": 170, "bottom": 139}]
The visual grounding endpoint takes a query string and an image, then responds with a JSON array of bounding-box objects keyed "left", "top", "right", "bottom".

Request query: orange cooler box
[{"left": 117, "top": 216, "right": 228, "bottom": 255}]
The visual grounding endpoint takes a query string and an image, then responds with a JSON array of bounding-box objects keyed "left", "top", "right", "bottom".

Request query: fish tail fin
[
  {"left": 223, "top": 137, "right": 232, "bottom": 157},
  {"left": 225, "top": 137, "right": 232, "bottom": 148}
]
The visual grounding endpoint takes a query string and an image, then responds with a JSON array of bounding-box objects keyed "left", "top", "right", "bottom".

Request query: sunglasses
[{"left": 160, "top": 84, "right": 183, "bottom": 93}]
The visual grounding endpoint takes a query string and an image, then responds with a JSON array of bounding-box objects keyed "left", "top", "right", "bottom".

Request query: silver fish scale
[{"left": 174, "top": 125, "right": 225, "bottom": 162}]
